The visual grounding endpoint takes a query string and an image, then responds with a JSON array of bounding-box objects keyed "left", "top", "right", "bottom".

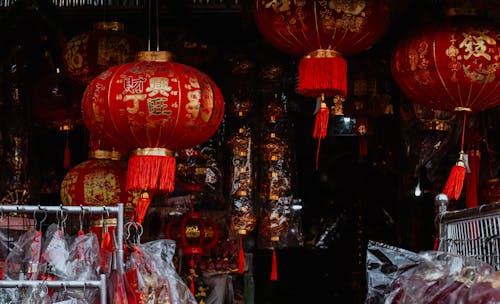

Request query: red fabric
[
  {"left": 391, "top": 15, "right": 500, "bottom": 112},
  {"left": 270, "top": 248, "right": 278, "bottom": 281},
  {"left": 253, "top": 1, "right": 393, "bottom": 57}
]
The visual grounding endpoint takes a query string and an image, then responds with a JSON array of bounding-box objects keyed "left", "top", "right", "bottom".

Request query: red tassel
[
  {"left": 442, "top": 151, "right": 467, "bottom": 201},
  {"left": 190, "top": 276, "right": 195, "bottom": 295},
  {"left": 64, "top": 133, "right": 70, "bottom": 169},
  {"left": 298, "top": 51, "right": 347, "bottom": 97},
  {"left": 126, "top": 153, "right": 176, "bottom": 192},
  {"left": 313, "top": 101, "right": 329, "bottom": 170},
  {"left": 238, "top": 234, "right": 245, "bottom": 274},
  {"left": 270, "top": 248, "right": 278, "bottom": 281},
  {"left": 135, "top": 192, "right": 151, "bottom": 225}
]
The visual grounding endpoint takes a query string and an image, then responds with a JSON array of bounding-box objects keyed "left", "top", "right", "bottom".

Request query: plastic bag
[
  {"left": 365, "top": 241, "right": 423, "bottom": 303},
  {"left": 125, "top": 239, "right": 197, "bottom": 304}
]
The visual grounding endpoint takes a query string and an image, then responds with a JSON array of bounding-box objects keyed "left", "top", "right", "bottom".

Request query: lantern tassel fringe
[
  {"left": 127, "top": 154, "right": 176, "bottom": 192},
  {"left": 298, "top": 55, "right": 347, "bottom": 97}
]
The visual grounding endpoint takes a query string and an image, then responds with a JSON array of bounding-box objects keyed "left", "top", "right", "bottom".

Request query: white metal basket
[{"left": 436, "top": 194, "right": 500, "bottom": 270}]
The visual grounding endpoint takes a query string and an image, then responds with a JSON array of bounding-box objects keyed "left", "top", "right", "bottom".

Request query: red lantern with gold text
[
  {"left": 60, "top": 147, "right": 137, "bottom": 216},
  {"left": 82, "top": 51, "right": 225, "bottom": 224},
  {"left": 63, "top": 21, "right": 142, "bottom": 86},
  {"left": 391, "top": 14, "right": 500, "bottom": 202},
  {"left": 254, "top": 0, "right": 394, "bottom": 169}
]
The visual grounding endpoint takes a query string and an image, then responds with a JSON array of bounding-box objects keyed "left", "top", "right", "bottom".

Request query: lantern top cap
[
  {"left": 89, "top": 149, "right": 124, "bottom": 160},
  {"left": 131, "top": 147, "right": 174, "bottom": 157},
  {"left": 94, "top": 21, "right": 125, "bottom": 31},
  {"left": 304, "top": 49, "right": 343, "bottom": 59},
  {"left": 136, "top": 51, "right": 173, "bottom": 63}
]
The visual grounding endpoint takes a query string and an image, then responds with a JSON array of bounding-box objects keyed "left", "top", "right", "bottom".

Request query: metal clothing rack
[
  {"left": 436, "top": 194, "right": 500, "bottom": 270},
  {"left": 0, "top": 203, "right": 125, "bottom": 304}
]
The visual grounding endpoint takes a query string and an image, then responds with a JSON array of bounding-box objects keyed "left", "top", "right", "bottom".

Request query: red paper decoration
[
  {"left": 391, "top": 15, "right": 500, "bottom": 113},
  {"left": 63, "top": 21, "right": 142, "bottom": 85}
]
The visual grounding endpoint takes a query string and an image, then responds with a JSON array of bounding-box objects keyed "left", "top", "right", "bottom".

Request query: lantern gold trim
[
  {"left": 131, "top": 147, "right": 174, "bottom": 157},
  {"left": 304, "top": 49, "right": 343, "bottom": 59},
  {"left": 136, "top": 51, "right": 173, "bottom": 62},
  {"left": 95, "top": 21, "right": 125, "bottom": 31}
]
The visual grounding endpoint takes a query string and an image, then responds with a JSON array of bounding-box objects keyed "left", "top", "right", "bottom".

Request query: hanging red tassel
[
  {"left": 126, "top": 148, "right": 176, "bottom": 193},
  {"left": 442, "top": 151, "right": 467, "bottom": 201},
  {"left": 64, "top": 131, "right": 71, "bottom": 169},
  {"left": 189, "top": 255, "right": 196, "bottom": 295},
  {"left": 238, "top": 234, "right": 245, "bottom": 274},
  {"left": 270, "top": 247, "right": 278, "bottom": 281},
  {"left": 313, "top": 98, "right": 329, "bottom": 170},
  {"left": 298, "top": 49, "right": 347, "bottom": 97},
  {"left": 135, "top": 192, "right": 151, "bottom": 225},
  {"left": 465, "top": 149, "right": 480, "bottom": 208}
]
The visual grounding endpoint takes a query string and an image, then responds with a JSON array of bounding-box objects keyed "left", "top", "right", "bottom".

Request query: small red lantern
[
  {"left": 82, "top": 50, "right": 225, "bottom": 224},
  {"left": 253, "top": 0, "right": 395, "bottom": 168},
  {"left": 63, "top": 21, "right": 142, "bottom": 85},
  {"left": 60, "top": 147, "right": 137, "bottom": 217},
  {"left": 166, "top": 212, "right": 220, "bottom": 253},
  {"left": 391, "top": 13, "right": 500, "bottom": 201}
]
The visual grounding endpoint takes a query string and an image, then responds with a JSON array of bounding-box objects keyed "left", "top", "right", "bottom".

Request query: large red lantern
[
  {"left": 391, "top": 14, "right": 500, "bottom": 202},
  {"left": 391, "top": 16, "right": 500, "bottom": 113},
  {"left": 254, "top": 0, "right": 394, "bottom": 168},
  {"left": 82, "top": 51, "right": 225, "bottom": 223},
  {"left": 63, "top": 21, "right": 142, "bottom": 86}
]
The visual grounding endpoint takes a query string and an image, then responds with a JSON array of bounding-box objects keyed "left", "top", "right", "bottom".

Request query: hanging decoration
[
  {"left": 60, "top": 137, "right": 137, "bottom": 219},
  {"left": 253, "top": 0, "right": 395, "bottom": 169},
  {"left": 81, "top": 50, "right": 225, "bottom": 224},
  {"left": 391, "top": 10, "right": 500, "bottom": 201},
  {"left": 228, "top": 124, "right": 258, "bottom": 275},
  {"left": 63, "top": 21, "right": 142, "bottom": 86}
]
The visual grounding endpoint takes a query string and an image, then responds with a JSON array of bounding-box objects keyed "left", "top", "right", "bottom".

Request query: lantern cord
[
  {"left": 146, "top": 0, "right": 151, "bottom": 51},
  {"left": 460, "top": 112, "right": 467, "bottom": 151},
  {"left": 155, "top": 0, "right": 160, "bottom": 51}
]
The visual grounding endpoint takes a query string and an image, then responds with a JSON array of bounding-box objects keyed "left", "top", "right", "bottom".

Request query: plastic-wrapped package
[
  {"left": 228, "top": 125, "right": 258, "bottom": 235},
  {"left": 365, "top": 241, "right": 423, "bottom": 303},
  {"left": 366, "top": 241, "right": 500, "bottom": 304},
  {"left": 125, "top": 239, "right": 197, "bottom": 304}
]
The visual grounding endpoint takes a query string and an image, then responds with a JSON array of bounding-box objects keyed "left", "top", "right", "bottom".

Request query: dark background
[{"left": 0, "top": 1, "right": 499, "bottom": 303}]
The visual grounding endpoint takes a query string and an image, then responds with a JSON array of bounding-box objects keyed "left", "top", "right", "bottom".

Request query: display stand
[{"left": 0, "top": 203, "right": 125, "bottom": 304}]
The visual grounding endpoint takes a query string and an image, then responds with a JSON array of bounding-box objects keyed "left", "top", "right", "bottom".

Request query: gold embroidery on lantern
[
  {"left": 123, "top": 94, "right": 147, "bottom": 114},
  {"left": 124, "top": 76, "right": 146, "bottom": 94},
  {"left": 148, "top": 97, "right": 171, "bottom": 116},
  {"left": 185, "top": 225, "right": 201, "bottom": 238},
  {"left": 146, "top": 77, "right": 171, "bottom": 97},
  {"left": 459, "top": 30, "right": 495, "bottom": 61}
]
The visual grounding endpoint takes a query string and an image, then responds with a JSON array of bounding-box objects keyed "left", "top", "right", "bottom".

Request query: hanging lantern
[
  {"left": 391, "top": 12, "right": 500, "bottom": 201},
  {"left": 166, "top": 212, "right": 219, "bottom": 253},
  {"left": 253, "top": 0, "right": 395, "bottom": 168},
  {"left": 82, "top": 50, "right": 225, "bottom": 223},
  {"left": 60, "top": 145, "right": 137, "bottom": 218},
  {"left": 63, "top": 21, "right": 142, "bottom": 85}
]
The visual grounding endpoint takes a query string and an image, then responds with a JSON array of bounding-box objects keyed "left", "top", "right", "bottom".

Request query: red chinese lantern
[
  {"left": 391, "top": 14, "right": 500, "bottom": 201},
  {"left": 60, "top": 147, "right": 137, "bottom": 217},
  {"left": 63, "top": 21, "right": 142, "bottom": 85},
  {"left": 82, "top": 51, "right": 225, "bottom": 223},
  {"left": 254, "top": 0, "right": 394, "bottom": 168}
]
